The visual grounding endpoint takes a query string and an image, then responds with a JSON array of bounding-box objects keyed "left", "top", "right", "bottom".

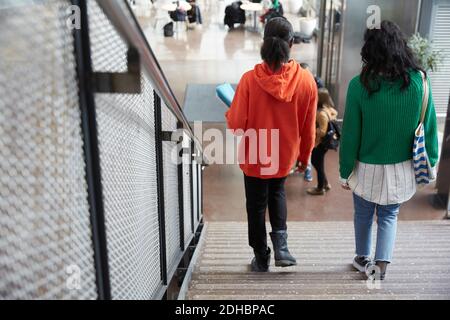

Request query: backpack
[
  {"left": 224, "top": 1, "right": 246, "bottom": 29},
  {"left": 163, "top": 22, "right": 174, "bottom": 37},
  {"left": 321, "top": 111, "right": 341, "bottom": 151}
]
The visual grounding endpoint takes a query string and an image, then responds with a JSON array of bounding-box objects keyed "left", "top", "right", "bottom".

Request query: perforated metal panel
[
  {"left": 0, "top": 1, "right": 97, "bottom": 299},
  {"left": 182, "top": 137, "right": 193, "bottom": 246},
  {"left": 89, "top": 1, "right": 128, "bottom": 73},
  {"left": 88, "top": 0, "right": 161, "bottom": 300},
  {"left": 161, "top": 103, "right": 182, "bottom": 272}
]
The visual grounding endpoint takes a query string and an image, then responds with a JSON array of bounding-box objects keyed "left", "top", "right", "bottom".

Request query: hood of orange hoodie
[{"left": 253, "top": 60, "right": 302, "bottom": 103}]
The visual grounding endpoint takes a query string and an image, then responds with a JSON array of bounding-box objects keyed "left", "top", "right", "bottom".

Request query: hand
[
  {"left": 341, "top": 183, "right": 351, "bottom": 191},
  {"left": 296, "top": 163, "right": 308, "bottom": 174}
]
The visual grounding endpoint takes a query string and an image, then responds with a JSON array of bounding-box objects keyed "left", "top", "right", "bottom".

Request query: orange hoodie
[{"left": 226, "top": 60, "right": 318, "bottom": 179}]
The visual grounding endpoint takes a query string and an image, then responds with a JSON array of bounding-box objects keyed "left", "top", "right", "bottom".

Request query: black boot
[
  {"left": 270, "top": 231, "right": 297, "bottom": 267},
  {"left": 250, "top": 247, "right": 271, "bottom": 272}
]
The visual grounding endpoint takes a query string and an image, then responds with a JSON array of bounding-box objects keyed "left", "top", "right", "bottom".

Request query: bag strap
[{"left": 419, "top": 70, "right": 429, "bottom": 125}]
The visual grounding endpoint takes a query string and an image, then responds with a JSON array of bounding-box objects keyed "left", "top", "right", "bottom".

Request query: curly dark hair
[{"left": 360, "top": 20, "right": 424, "bottom": 95}]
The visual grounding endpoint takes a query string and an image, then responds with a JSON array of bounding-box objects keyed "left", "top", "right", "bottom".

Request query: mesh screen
[
  {"left": 161, "top": 103, "right": 182, "bottom": 273},
  {"left": 88, "top": 0, "right": 162, "bottom": 299},
  {"left": 0, "top": 1, "right": 97, "bottom": 299},
  {"left": 182, "top": 138, "right": 193, "bottom": 246},
  {"left": 89, "top": 0, "right": 128, "bottom": 73}
]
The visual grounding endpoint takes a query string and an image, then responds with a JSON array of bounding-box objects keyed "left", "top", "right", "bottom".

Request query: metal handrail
[{"left": 96, "top": 0, "right": 204, "bottom": 156}]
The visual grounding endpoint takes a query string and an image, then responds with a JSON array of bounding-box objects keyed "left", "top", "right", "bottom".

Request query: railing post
[
  {"left": 72, "top": 0, "right": 111, "bottom": 300},
  {"left": 154, "top": 92, "right": 168, "bottom": 285},
  {"left": 190, "top": 140, "right": 195, "bottom": 234},
  {"left": 197, "top": 163, "right": 201, "bottom": 222},
  {"left": 177, "top": 122, "right": 186, "bottom": 251},
  {"left": 200, "top": 164, "right": 204, "bottom": 220}
]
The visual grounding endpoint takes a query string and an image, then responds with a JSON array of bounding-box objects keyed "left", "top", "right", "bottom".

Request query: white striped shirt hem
[{"left": 346, "top": 160, "right": 417, "bottom": 205}]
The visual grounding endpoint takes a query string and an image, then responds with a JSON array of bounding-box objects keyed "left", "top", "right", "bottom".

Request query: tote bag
[{"left": 412, "top": 71, "right": 435, "bottom": 186}]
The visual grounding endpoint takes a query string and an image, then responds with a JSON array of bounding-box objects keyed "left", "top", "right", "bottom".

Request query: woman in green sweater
[{"left": 339, "top": 21, "right": 439, "bottom": 280}]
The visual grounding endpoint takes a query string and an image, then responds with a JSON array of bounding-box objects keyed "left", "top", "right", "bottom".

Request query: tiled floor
[
  {"left": 140, "top": 0, "right": 318, "bottom": 104},
  {"left": 195, "top": 123, "right": 446, "bottom": 222}
]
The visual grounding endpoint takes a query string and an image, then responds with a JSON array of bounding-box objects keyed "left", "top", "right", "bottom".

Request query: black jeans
[
  {"left": 311, "top": 143, "right": 329, "bottom": 189},
  {"left": 244, "top": 175, "right": 287, "bottom": 253}
]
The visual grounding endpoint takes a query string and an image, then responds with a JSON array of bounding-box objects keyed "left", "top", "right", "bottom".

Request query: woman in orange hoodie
[{"left": 226, "top": 17, "right": 318, "bottom": 272}]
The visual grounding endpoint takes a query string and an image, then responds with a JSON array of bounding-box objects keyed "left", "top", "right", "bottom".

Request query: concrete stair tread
[{"left": 187, "top": 221, "right": 450, "bottom": 300}]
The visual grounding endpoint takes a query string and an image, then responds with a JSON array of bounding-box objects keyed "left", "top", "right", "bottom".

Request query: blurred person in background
[{"left": 306, "top": 88, "right": 338, "bottom": 195}]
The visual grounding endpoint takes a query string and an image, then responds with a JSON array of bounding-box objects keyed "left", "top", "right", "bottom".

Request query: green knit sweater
[{"left": 339, "top": 70, "right": 439, "bottom": 179}]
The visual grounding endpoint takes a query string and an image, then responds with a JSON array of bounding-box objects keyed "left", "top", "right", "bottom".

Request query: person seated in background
[
  {"left": 260, "top": 0, "right": 284, "bottom": 23},
  {"left": 306, "top": 88, "right": 338, "bottom": 196},
  {"left": 169, "top": 7, "right": 187, "bottom": 23},
  {"left": 186, "top": 0, "right": 203, "bottom": 29},
  {"left": 224, "top": 1, "right": 246, "bottom": 29}
]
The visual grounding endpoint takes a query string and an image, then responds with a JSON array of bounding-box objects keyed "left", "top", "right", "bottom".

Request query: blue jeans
[{"left": 353, "top": 193, "right": 401, "bottom": 263}]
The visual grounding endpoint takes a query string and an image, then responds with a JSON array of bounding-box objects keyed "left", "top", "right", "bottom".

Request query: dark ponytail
[{"left": 260, "top": 17, "right": 293, "bottom": 72}]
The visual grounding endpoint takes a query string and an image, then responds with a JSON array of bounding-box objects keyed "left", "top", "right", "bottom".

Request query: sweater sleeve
[
  {"left": 298, "top": 82, "right": 318, "bottom": 164},
  {"left": 225, "top": 75, "right": 249, "bottom": 133},
  {"left": 424, "top": 77, "right": 439, "bottom": 167},
  {"left": 339, "top": 79, "right": 362, "bottom": 179}
]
